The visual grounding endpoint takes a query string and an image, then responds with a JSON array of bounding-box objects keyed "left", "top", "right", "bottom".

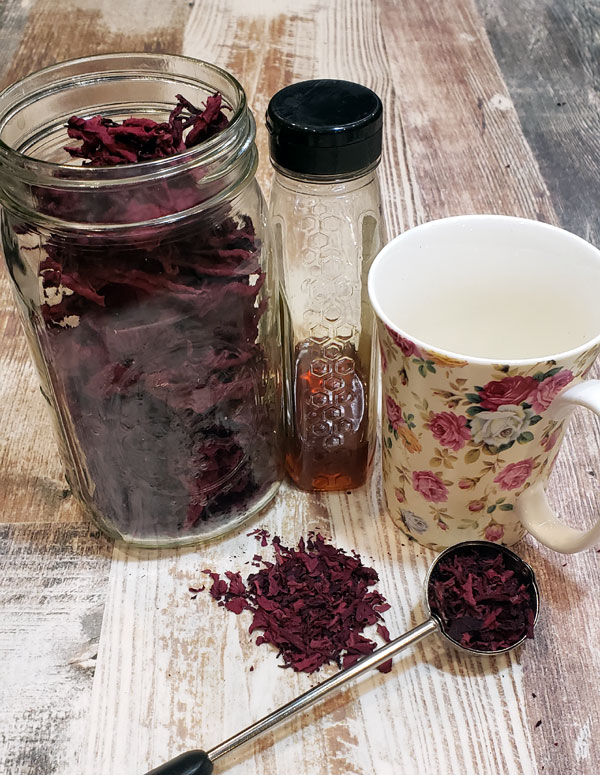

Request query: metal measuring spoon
[{"left": 146, "top": 541, "right": 539, "bottom": 775}]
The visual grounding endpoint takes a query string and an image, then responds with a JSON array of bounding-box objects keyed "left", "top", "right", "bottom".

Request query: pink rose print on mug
[
  {"left": 385, "top": 326, "right": 423, "bottom": 358},
  {"left": 459, "top": 477, "right": 477, "bottom": 490},
  {"left": 394, "top": 487, "right": 405, "bottom": 503},
  {"left": 542, "top": 430, "right": 560, "bottom": 452},
  {"left": 385, "top": 395, "right": 404, "bottom": 430},
  {"left": 380, "top": 345, "right": 388, "bottom": 373},
  {"left": 494, "top": 459, "right": 534, "bottom": 490},
  {"left": 468, "top": 500, "right": 485, "bottom": 512},
  {"left": 427, "top": 411, "right": 471, "bottom": 451},
  {"left": 477, "top": 375, "right": 537, "bottom": 410},
  {"left": 412, "top": 470, "right": 448, "bottom": 502},
  {"left": 371, "top": 215, "right": 600, "bottom": 552},
  {"left": 485, "top": 524, "right": 505, "bottom": 542},
  {"left": 530, "top": 370, "right": 573, "bottom": 413}
]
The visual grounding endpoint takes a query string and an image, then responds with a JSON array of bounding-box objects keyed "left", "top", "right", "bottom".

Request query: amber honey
[{"left": 286, "top": 341, "right": 370, "bottom": 491}]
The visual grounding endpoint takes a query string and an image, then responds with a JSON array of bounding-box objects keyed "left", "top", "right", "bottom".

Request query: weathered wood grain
[
  {"left": 82, "top": 1, "right": 549, "bottom": 773},
  {"left": 378, "top": 0, "right": 556, "bottom": 224},
  {"left": 476, "top": 0, "right": 600, "bottom": 246},
  {"left": 519, "top": 378, "right": 600, "bottom": 774},
  {"left": 83, "top": 480, "right": 538, "bottom": 775},
  {"left": 377, "top": 2, "right": 600, "bottom": 771},
  {"left": 0, "top": 522, "right": 112, "bottom": 774},
  {"left": 0, "top": 0, "right": 190, "bottom": 91},
  {"left": 0, "top": 273, "right": 84, "bottom": 524},
  {"left": 0, "top": 0, "right": 599, "bottom": 773},
  {"left": 0, "top": 0, "right": 32, "bottom": 82}
]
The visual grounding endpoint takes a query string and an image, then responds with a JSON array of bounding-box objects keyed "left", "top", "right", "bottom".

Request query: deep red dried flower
[
  {"left": 65, "top": 93, "right": 230, "bottom": 166},
  {"left": 202, "top": 531, "right": 393, "bottom": 674},
  {"left": 427, "top": 547, "right": 536, "bottom": 652},
  {"left": 27, "top": 93, "right": 278, "bottom": 540}
]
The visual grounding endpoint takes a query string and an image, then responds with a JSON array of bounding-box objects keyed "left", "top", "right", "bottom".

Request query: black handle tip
[{"left": 144, "top": 749, "right": 213, "bottom": 775}]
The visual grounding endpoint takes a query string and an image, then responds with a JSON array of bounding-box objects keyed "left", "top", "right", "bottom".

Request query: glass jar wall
[{"left": 0, "top": 54, "right": 282, "bottom": 546}]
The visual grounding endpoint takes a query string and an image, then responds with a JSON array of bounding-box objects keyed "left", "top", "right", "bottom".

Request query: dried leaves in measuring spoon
[
  {"left": 151, "top": 541, "right": 539, "bottom": 774},
  {"left": 147, "top": 541, "right": 539, "bottom": 775},
  {"left": 427, "top": 541, "right": 537, "bottom": 653}
]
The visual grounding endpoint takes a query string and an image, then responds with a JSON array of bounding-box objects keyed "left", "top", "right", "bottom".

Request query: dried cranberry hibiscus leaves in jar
[
  {"left": 64, "top": 94, "right": 230, "bottom": 166},
  {"left": 27, "top": 93, "right": 279, "bottom": 541}
]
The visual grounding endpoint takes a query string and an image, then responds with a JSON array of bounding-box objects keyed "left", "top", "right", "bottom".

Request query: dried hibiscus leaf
[
  {"left": 427, "top": 546, "right": 536, "bottom": 652},
  {"left": 65, "top": 93, "right": 230, "bottom": 166},
  {"left": 200, "top": 531, "right": 393, "bottom": 675}
]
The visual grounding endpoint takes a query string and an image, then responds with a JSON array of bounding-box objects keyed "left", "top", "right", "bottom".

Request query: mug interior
[{"left": 368, "top": 215, "right": 600, "bottom": 361}]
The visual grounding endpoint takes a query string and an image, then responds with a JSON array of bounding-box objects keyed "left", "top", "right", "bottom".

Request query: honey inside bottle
[
  {"left": 285, "top": 340, "right": 370, "bottom": 491},
  {"left": 267, "top": 80, "right": 385, "bottom": 493}
]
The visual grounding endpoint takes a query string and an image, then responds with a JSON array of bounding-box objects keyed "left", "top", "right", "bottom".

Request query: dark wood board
[{"left": 476, "top": 0, "right": 600, "bottom": 245}]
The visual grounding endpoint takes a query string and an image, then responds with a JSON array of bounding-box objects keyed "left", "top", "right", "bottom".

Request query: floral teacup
[{"left": 368, "top": 215, "right": 600, "bottom": 553}]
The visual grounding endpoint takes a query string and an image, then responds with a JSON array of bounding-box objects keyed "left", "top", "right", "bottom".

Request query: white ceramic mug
[{"left": 368, "top": 215, "right": 600, "bottom": 554}]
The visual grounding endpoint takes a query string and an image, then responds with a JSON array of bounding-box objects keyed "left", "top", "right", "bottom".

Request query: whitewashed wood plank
[
  {"left": 79, "top": 0, "right": 557, "bottom": 773},
  {"left": 477, "top": 0, "right": 600, "bottom": 246},
  {"left": 0, "top": 276, "right": 83, "bottom": 524},
  {"left": 0, "top": 523, "right": 112, "bottom": 774},
  {"left": 0, "top": 0, "right": 188, "bottom": 91},
  {"left": 1, "top": 0, "right": 598, "bottom": 773}
]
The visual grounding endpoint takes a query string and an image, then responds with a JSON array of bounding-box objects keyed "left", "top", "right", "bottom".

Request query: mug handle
[{"left": 516, "top": 380, "right": 600, "bottom": 554}]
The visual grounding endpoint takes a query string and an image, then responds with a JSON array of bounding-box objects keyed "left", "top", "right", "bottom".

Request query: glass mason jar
[
  {"left": 0, "top": 54, "right": 283, "bottom": 546},
  {"left": 267, "top": 80, "right": 385, "bottom": 491}
]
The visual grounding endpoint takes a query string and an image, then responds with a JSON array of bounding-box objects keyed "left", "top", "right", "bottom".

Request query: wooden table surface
[{"left": 1, "top": 1, "right": 599, "bottom": 773}]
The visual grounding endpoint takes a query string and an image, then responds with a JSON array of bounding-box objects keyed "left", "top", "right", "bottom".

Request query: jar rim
[{"left": 0, "top": 52, "right": 248, "bottom": 185}]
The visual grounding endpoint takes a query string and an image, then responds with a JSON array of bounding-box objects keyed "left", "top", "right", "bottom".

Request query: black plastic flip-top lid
[{"left": 266, "top": 79, "right": 383, "bottom": 177}]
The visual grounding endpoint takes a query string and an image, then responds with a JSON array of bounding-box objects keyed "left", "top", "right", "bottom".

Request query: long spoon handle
[{"left": 145, "top": 618, "right": 438, "bottom": 774}]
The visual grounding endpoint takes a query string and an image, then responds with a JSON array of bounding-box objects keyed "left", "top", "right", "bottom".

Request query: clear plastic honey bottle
[{"left": 267, "top": 79, "right": 385, "bottom": 491}]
